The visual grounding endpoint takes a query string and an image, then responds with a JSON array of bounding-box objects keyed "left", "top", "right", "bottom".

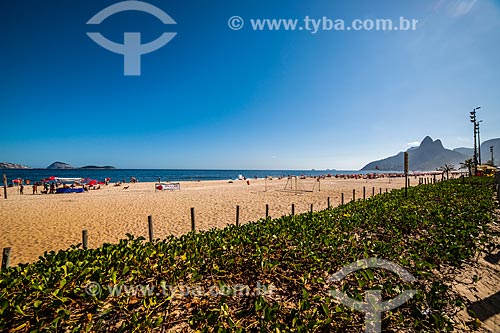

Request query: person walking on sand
[
  {"left": 20, "top": 184, "right": 24, "bottom": 195},
  {"left": 33, "top": 184, "right": 38, "bottom": 194}
]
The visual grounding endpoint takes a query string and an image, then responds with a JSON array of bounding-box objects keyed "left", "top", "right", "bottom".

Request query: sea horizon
[{"left": 1, "top": 168, "right": 401, "bottom": 183}]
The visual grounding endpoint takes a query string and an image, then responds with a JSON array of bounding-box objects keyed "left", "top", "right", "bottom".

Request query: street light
[
  {"left": 491, "top": 146, "right": 495, "bottom": 166},
  {"left": 476, "top": 120, "right": 483, "bottom": 165},
  {"left": 470, "top": 107, "right": 480, "bottom": 174}
]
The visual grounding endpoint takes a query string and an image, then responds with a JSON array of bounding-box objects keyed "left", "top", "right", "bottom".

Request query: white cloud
[{"left": 407, "top": 141, "right": 421, "bottom": 147}]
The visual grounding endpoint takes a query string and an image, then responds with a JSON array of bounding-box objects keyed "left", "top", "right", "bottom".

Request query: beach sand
[{"left": 0, "top": 176, "right": 407, "bottom": 266}]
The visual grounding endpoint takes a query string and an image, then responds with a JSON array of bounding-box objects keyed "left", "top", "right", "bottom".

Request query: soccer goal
[{"left": 281, "top": 176, "right": 316, "bottom": 193}]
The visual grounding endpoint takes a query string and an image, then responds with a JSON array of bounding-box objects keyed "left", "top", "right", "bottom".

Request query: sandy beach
[{"left": 0, "top": 176, "right": 407, "bottom": 266}]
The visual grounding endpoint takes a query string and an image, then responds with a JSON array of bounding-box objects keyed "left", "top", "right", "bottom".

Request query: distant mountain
[
  {"left": 481, "top": 139, "right": 500, "bottom": 166},
  {"left": 80, "top": 165, "right": 116, "bottom": 170},
  {"left": 47, "top": 162, "right": 75, "bottom": 170},
  {"left": 451, "top": 140, "right": 500, "bottom": 166},
  {"left": 361, "top": 136, "right": 469, "bottom": 171},
  {"left": 0, "top": 162, "right": 31, "bottom": 169},
  {"left": 453, "top": 147, "right": 474, "bottom": 156},
  {"left": 46, "top": 162, "right": 117, "bottom": 170}
]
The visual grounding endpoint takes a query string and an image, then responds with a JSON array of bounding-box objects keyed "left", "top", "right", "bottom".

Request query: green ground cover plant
[{"left": 0, "top": 177, "right": 496, "bottom": 332}]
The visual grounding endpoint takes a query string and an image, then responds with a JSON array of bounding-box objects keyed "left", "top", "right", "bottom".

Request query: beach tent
[
  {"left": 56, "top": 177, "right": 83, "bottom": 183},
  {"left": 56, "top": 188, "right": 85, "bottom": 194}
]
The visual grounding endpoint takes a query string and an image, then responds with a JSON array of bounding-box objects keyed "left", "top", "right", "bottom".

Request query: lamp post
[
  {"left": 476, "top": 120, "right": 483, "bottom": 165},
  {"left": 470, "top": 107, "right": 480, "bottom": 175},
  {"left": 491, "top": 146, "right": 495, "bottom": 166}
]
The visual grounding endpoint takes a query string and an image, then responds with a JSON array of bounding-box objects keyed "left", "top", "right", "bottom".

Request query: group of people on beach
[
  {"left": 17, "top": 182, "right": 57, "bottom": 195},
  {"left": 7, "top": 176, "right": 140, "bottom": 196}
]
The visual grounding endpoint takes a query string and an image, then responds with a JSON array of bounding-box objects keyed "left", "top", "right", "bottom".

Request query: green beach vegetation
[{"left": 0, "top": 178, "right": 497, "bottom": 332}]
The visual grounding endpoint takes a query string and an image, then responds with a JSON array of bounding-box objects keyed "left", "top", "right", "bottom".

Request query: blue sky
[{"left": 1, "top": 0, "right": 499, "bottom": 169}]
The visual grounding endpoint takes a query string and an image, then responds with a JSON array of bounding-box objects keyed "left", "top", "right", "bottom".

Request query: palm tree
[
  {"left": 437, "top": 164, "right": 455, "bottom": 180},
  {"left": 459, "top": 159, "right": 474, "bottom": 177}
]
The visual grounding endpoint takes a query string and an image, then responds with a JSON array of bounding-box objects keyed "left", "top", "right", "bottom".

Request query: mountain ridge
[
  {"left": 0, "top": 162, "right": 31, "bottom": 169},
  {"left": 47, "top": 162, "right": 117, "bottom": 170},
  {"left": 360, "top": 136, "right": 500, "bottom": 171}
]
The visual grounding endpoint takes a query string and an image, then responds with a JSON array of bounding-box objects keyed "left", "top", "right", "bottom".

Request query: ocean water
[{"left": 0, "top": 169, "right": 385, "bottom": 183}]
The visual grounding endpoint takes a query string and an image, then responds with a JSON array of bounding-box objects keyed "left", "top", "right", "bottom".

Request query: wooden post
[
  {"left": 265, "top": 204, "right": 269, "bottom": 218},
  {"left": 363, "top": 186, "right": 366, "bottom": 200},
  {"left": 496, "top": 173, "right": 500, "bottom": 202},
  {"left": 352, "top": 189, "right": 356, "bottom": 201},
  {"left": 191, "top": 208, "right": 196, "bottom": 231},
  {"left": 236, "top": 205, "right": 240, "bottom": 227},
  {"left": 341, "top": 193, "right": 344, "bottom": 205},
  {"left": 379, "top": 188, "right": 382, "bottom": 195},
  {"left": 2, "top": 247, "right": 11, "bottom": 270},
  {"left": 310, "top": 204, "right": 313, "bottom": 213},
  {"left": 148, "top": 216, "right": 154, "bottom": 242},
  {"left": 372, "top": 187, "right": 375, "bottom": 196},
  {"left": 405, "top": 174, "right": 408, "bottom": 197},
  {"left": 3, "top": 174, "right": 7, "bottom": 200},
  {"left": 327, "top": 197, "right": 330, "bottom": 209},
  {"left": 318, "top": 178, "right": 321, "bottom": 192},
  {"left": 386, "top": 188, "right": 388, "bottom": 193},
  {"left": 291, "top": 204, "right": 295, "bottom": 216},
  {"left": 404, "top": 152, "right": 409, "bottom": 197},
  {"left": 82, "top": 230, "right": 88, "bottom": 250}
]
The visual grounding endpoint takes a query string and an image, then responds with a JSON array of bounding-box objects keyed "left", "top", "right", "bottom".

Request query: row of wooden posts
[
  {"left": 1, "top": 185, "right": 400, "bottom": 270},
  {"left": 82, "top": 187, "right": 392, "bottom": 250},
  {"left": 3, "top": 176, "right": 493, "bottom": 270}
]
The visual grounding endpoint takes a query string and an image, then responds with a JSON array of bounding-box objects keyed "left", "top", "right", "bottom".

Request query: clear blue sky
[{"left": 1, "top": 0, "right": 499, "bottom": 169}]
